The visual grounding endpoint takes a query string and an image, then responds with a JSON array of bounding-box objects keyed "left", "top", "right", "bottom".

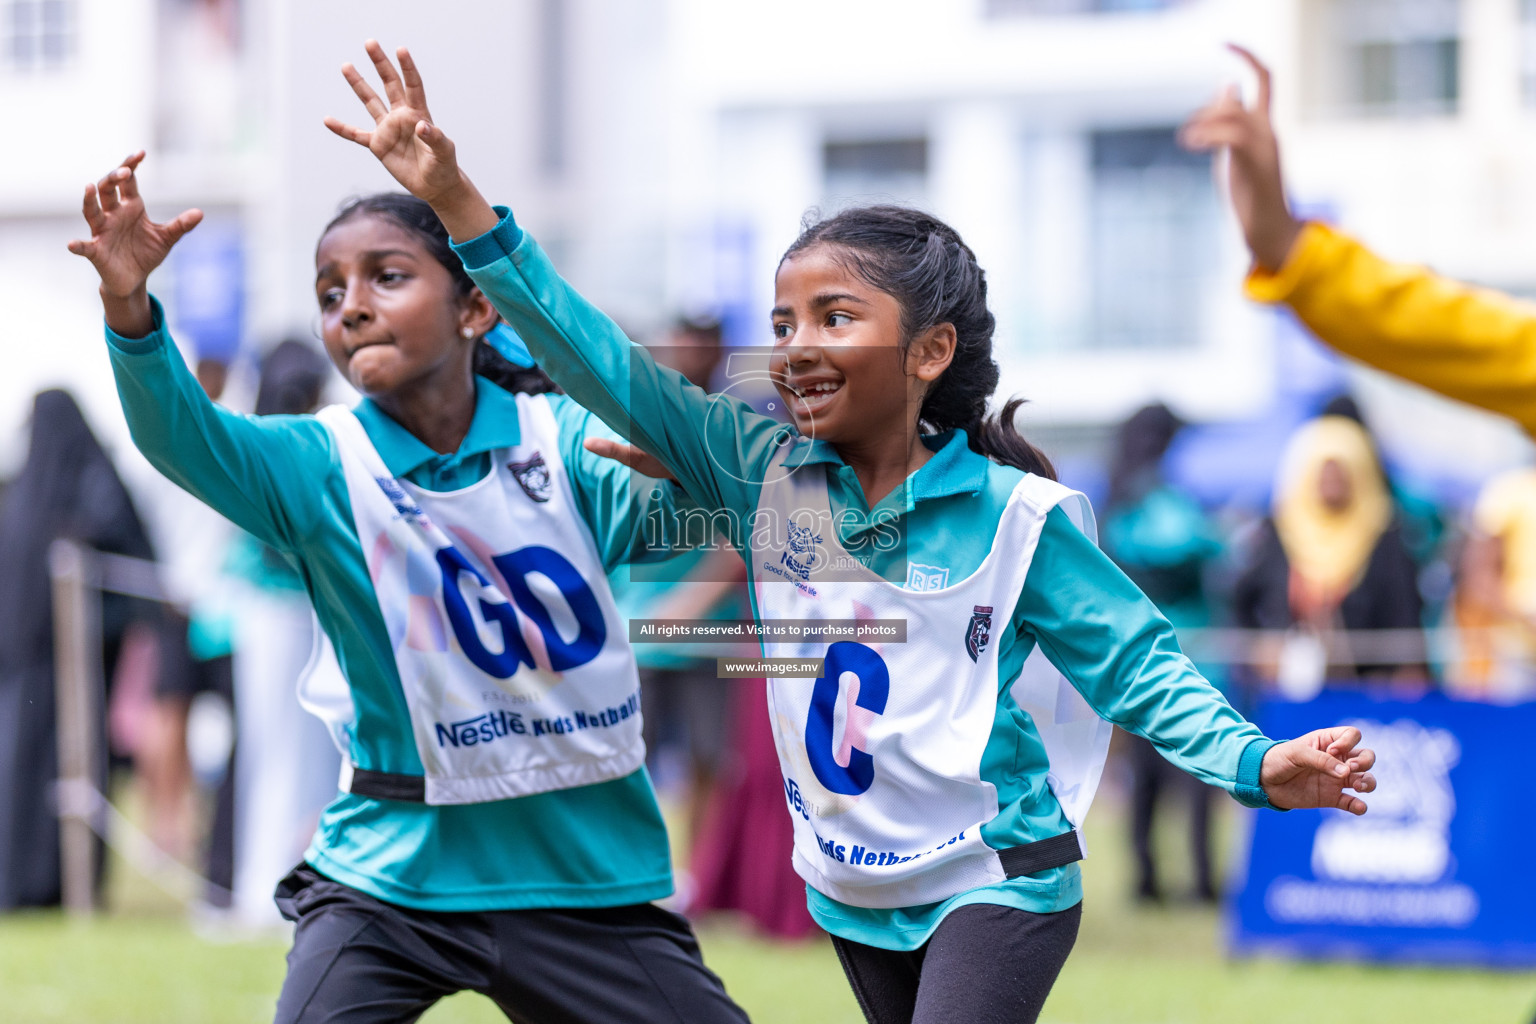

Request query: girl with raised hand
[
  {"left": 69, "top": 155, "right": 749, "bottom": 1024},
  {"left": 1181, "top": 45, "right": 1536, "bottom": 436},
  {"left": 329, "top": 42, "right": 1379, "bottom": 1024}
]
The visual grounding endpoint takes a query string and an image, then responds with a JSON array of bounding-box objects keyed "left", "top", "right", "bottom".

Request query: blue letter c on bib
[{"left": 806, "top": 641, "right": 889, "bottom": 796}]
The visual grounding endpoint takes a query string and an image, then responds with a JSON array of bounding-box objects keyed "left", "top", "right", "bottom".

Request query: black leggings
[
  {"left": 272, "top": 864, "right": 749, "bottom": 1024},
  {"left": 831, "top": 902, "right": 1081, "bottom": 1024}
]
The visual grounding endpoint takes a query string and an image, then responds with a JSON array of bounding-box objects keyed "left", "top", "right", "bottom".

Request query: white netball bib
[
  {"left": 306, "top": 396, "right": 645, "bottom": 804},
  {"left": 752, "top": 440, "right": 1113, "bottom": 909}
]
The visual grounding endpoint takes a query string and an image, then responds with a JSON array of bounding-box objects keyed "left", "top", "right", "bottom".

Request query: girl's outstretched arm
[
  {"left": 1184, "top": 45, "right": 1536, "bottom": 437},
  {"left": 69, "top": 155, "right": 331, "bottom": 550},
  {"left": 327, "top": 42, "right": 786, "bottom": 517},
  {"left": 1019, "top": 508, "right": 1375, "bottom": 813}
]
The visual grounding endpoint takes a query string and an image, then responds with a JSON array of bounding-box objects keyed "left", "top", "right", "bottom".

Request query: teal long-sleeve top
[
  {"left": 453, "top": 209, "right": 1278, "bottom": 949},
  {"left": 104, "top": 297, "right": 686, "bottom": 911}
]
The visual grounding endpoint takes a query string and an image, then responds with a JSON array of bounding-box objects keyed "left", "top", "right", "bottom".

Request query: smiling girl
[
  {"left": 69, "top": 159, "right": 748, "bottom": 1023},
  {"left": 331, "top": 42, "right": 1380, "bottom": 1024}
]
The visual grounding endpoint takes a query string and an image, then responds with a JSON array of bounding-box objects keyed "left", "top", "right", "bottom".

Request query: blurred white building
[
  {"left": 0, "top": 0, "right": 669, "bottom": 474},
  {"left": 3, "top": 0, "right": 1535, "bottom": 497},
  {"left": 657, "top": 0, "right": 1536, "bottom": 495}
]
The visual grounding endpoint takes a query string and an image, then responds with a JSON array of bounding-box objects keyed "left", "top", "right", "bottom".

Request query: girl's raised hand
[
  {"left": 325, "top": 41, "right": 498, "bottom": 242},
  {"left": 1179, "top": 44, "right": 1302, "bottom": 272},
  {"left": 1260, "top": 725, "right": 1378, "bottom": 815},
  {"left": 67, "top": 152, "right": 202, "bottom": 336},
  {"left": 325, "top": 42, "right": 463, "bottom": 205}
]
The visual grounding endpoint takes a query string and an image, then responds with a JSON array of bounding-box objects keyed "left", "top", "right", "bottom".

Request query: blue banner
[
  {"left": 1230, "top": 692, "right": 1536, "bottom": 966},
  {"left": 171, "top": 223, "right": 244, "bottom": 364}
]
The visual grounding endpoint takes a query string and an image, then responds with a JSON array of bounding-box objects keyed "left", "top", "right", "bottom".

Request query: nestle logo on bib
[
  {"left": 435, "top": 710, "right": 524, "bottom": 747},
  {"left": 778, "top": 521, "right": 823, "bottom": 580},
  {"left": 433, "top": 693, "right": 642, "bottom": 749}
]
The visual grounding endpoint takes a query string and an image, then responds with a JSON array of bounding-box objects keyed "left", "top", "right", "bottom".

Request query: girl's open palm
[
  {"left": 67, "top": 152, "right": 202, "bottom": 299},
  {"left": 325, "top": 41, "right": 462, "bottom": 205},
  {"left": 1261, "top": 725, "right": 1378, "bottom": 815}
]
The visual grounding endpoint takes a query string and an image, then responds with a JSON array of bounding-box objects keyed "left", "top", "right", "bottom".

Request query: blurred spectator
[
  {"left": 605, "top": 314, "right": 815, "bottom": 937},
  {"left": 0, "top": 390, "right": 157, "bottom": 909},
  {"left": 1100, "top": 403, "right": 1224, "bottom": 903},
  {"left": 1447, "top": 468, "right": 1536, "bottom": 701},
  {"left": 609, "top": 317, "right": 737, "bottom": 866},
  {"left": 224, "top": 340, "right": 341, "bottom": 927},
  {"left": 157, "top": 0, "right": 241, "bottom": 155},
  {"left": 1231, "top": 414, "right": 1425, "bottom": 691},
  {"left": 615, "top": 551, "right": 745, "bottom": 862},
  {"left": 1319, "top": 394, "right": 1447, "bottom": 569},
  {"left": 690, "top": 680, "right": 818, "bottom": 940},
  {"left": 126, "top": 352, "right": 238, "bottom": 897}
]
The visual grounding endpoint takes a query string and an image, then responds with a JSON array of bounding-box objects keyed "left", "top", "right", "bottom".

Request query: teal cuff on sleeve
[
  {"left": 103, "top": 294, "right": 168, "bottom": 355},
  {"left": 1234, "top": 737, "right": 1282, "bottom": 810},
  {"left": 452, "top": 205, "right": 524, "bottom": 271}
]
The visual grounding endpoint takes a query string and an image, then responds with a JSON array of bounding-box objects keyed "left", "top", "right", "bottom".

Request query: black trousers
[
  {"left": 831, "top": 902, "right": 1081, "bottom": 1024},
  {"left": 272, "top": 864, "right": 751, "bottom": 1024}
]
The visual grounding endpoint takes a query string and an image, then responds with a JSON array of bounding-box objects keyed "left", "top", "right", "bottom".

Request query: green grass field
[{"left": 2, "top": 795, "right": 1531, "bottom": 1024}]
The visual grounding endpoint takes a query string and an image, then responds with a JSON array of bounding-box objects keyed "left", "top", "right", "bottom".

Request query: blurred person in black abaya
[
  {"left": 1100, "top": 403, "right": 1225, "bottom": 903},
  {"left": 0, "top": 389, "right": 156, "bottom": 908}
]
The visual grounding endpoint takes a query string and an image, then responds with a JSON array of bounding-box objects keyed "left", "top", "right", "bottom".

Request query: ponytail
[
  {"left": 781, "top": 205, "right": 1055, "bottom": 479},
  {"left": 968, "top": 398, "right": 1056, "bottom": 480},
  {"left": 473, "top": 340, "right": 560, "bottom": 396}
]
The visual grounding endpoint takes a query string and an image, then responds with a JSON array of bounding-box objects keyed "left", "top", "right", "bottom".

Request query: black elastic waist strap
[
  {"left": 997, "top": 829, "right": 1082, "bottom": 878},
  {"left": 350, "top": 767, "right": 426, "bottom": 803}
]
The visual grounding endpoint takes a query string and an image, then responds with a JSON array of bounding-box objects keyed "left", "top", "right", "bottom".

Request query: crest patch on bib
[
  {"left": 508, "top": 453, "right": 552, "bottom": 503},
  {"left": 965, "top": 605, "right": 993, "bottom": 662}
]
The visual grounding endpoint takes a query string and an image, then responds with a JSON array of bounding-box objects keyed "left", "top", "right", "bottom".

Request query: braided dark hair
[
  {"left": 321, "top": 194, "right": 558, "bottom": 396},
  {"left": 780, "top": 205, "right": 1054, "bottom": 479}
]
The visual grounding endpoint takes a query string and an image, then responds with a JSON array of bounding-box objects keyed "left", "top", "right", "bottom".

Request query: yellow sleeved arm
[{"left": 1245, "top": 222, "right": 1536, "bottom": 437}]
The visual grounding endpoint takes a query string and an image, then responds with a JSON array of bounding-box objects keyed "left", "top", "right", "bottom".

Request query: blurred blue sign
[
  {"left": 711, "top": 221, "right": 756, "bottom": 350},
  {"left": 1230, "top": 692, "right": 1536, "bottom": 966},
  {"left": 172, "top": 223, "right": 244, "bottom": 364}
]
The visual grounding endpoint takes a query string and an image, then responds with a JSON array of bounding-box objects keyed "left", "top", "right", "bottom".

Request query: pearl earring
[{"left": 461, "top": 327, "right": 475, "bottom": 339}]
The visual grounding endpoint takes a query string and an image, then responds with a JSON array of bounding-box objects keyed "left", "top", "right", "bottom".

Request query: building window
[
  {"left": 823, "top": 138, "right": 929, "bottom": 209},
  {"left": 3, "top": 0, "right": 74, "bottom": 71},
  {"left": 986, "top": 0, "right": 1178, "bottom": 14},
  {"left": 538, "top": 0, "right": 568, "bottom": 177},
  {"left": 1328, "top": 0, "right": 1460, "bottom": 116},
  {"left": 1088, "top": 127, "right": 1215, "bottom": 350},
  {"left": 155, "top": 0, "right": 242, "bottom": 153},
  {"left": 1522, "top": 0, "right": 1536, "bottom": 108}
]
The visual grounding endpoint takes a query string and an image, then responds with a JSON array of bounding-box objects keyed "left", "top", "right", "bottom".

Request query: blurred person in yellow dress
[
  {"left": 1232, "top": 412, "right": 1425, "bottom": 694},
  {"left": 1447, "top": 469, "right": 1536, "bottom": 700}
]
